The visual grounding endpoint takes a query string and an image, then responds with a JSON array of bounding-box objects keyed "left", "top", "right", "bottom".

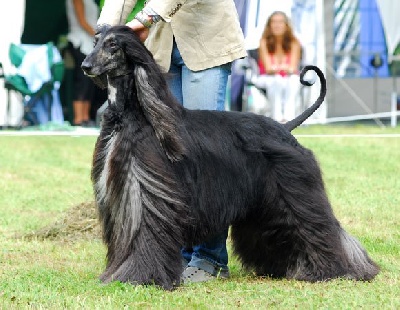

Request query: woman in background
[
  {"left": 66, "top": 0, "right": 98, "bottom": 126},
  {"left": 257, "top": 11, "right": 301, "bottom": 123}
]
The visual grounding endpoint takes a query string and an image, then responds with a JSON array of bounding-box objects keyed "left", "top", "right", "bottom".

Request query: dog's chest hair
[
  {"left": 108, "top": 83, "right": 117, "bottom": 105},
  {"left": 95, "top": 134, "right": 142, "bottom": 244},
  {"left": 94, "top": 132, "right": 185, "bottom": 245},
  {"left": 96, "top": 135, "right": 115, "bottom": 205}
]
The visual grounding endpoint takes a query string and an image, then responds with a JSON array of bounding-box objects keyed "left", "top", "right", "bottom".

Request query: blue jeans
[
  {"left": 168, "top": 40, "right": 231, "bottom": 111},
  {"left": 168, "top": 39, "right": 231, "bottom": 275}
]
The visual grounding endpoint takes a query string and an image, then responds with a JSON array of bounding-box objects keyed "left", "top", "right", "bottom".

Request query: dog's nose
[{"left": 81, "top": 60, "right": 92, "bottom": 74}]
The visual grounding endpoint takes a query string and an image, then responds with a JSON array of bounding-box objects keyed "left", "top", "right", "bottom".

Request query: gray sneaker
[{"left": 181, "top": 266, "right": 229, "bottom": 284}]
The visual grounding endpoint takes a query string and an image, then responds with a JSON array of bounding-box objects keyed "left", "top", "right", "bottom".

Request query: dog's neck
[
  {"left": 106, "top": 73, "right": 137, "bottom": 111},
  {"left": 104, "top": 73, "right": 143, "bottom": 133},
  {"left": 105, "top": 64, "right": 186, "bottom": 161}
]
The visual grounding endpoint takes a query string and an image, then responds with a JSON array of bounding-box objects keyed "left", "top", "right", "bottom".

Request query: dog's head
[
  {"left": 82, "top": 25, "right": 147, "bottom": 88},
  {"left": 83, "top": 25, "right": 186, "bottom": 161}
]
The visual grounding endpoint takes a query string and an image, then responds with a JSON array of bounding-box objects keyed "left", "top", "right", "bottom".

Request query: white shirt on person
[{"left": 66, "top": 0, "right": 99, "bottom": 55}]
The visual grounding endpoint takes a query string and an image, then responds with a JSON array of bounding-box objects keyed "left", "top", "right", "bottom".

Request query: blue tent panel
[{"left": 359, "top": 0, "right": 389, "bottom": 77}]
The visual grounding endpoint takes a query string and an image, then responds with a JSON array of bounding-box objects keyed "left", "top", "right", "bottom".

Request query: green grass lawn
[{"left": 0, "top": 125, "right": 399, "bottom": 309}]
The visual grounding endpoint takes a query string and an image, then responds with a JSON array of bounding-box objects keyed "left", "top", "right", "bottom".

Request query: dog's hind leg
[
  {"left": 232, "top": 150, "right": 379, "bottom": 281},
  {"left": 231, "top": 216, "right": 294, "bottom": 278}
]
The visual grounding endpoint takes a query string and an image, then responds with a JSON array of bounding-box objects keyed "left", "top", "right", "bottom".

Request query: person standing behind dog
[
  {"left": 66, "top": 0, "right": 98, "bottom": 126},
  {"left": 256, "top": 11, "right": 302, "bottom": 123},
  {"left": 97, "top": 0, "right": 246, "bottom": 283}
]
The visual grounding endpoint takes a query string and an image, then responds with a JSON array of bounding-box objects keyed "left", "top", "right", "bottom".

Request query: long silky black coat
[{"left": 81, "top": 26, "right": 379, "bottom": 289}]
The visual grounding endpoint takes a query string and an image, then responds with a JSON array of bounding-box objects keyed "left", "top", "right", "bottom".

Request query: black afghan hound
[{"left": 81, "top": 26, "right": 379, "bottom": 290}]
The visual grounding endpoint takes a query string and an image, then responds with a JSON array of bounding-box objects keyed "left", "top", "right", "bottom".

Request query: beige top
[{"left": 97, "top": 0, "right": 247, "bottom": 72}]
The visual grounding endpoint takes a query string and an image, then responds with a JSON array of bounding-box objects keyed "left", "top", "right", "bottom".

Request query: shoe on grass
[{"left": 181, "top": 266, "right": 229, "bottom": 284}]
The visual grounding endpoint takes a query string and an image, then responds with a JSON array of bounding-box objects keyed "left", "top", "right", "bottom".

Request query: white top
[{"left": 66, "top": 0, "right": 98, "bottom": 55}]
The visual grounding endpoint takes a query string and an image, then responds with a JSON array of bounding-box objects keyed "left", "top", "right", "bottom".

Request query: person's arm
[
  {"left": 73, "top": 0, "right": 95, "bottom": 36},
  {"left": 97, "top": 0, "right": 137, "bottom": 26},
  {"left": 259, "top": 37, "right": 275, "bottom": 75},
  {"left": 99, "top": 0, "right": 188, "bottom": 42},
  {"left": 126, "top": 0, "right": 188, "bottom": 42},
  {"left": 259, "top": 38, "right": 268, "bottom": 73},
  {"left": 126, "top": 6, "right": 162, "bottom": 42},
  {"left": 144, "top": 0, "right": 188, "bottom": 22},
  {"left": 288, "top": 40, "right": 301, "bottom": 74}
]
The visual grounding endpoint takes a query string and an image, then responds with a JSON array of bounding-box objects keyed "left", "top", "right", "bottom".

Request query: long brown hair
[{"left": 261, "top": 11, "right": 298, "bottom": 54}]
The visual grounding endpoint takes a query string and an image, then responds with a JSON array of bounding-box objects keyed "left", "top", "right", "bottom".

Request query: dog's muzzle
[{"left": 81, "top": 62, "right": 108, "bottom": 89}]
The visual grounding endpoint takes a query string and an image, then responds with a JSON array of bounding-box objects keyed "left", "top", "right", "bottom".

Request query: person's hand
[{"left": 126, "top": 19, "right": 150, "bottom": 42}]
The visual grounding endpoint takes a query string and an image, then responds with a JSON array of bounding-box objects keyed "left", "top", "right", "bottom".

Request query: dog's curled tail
[{"left": 284, "top": 65, "right": 327, "bottom": 132}]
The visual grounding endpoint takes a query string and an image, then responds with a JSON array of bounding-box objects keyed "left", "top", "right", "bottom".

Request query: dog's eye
[{"left": 108, "top": 41, "right": 117, "bottom": 49}]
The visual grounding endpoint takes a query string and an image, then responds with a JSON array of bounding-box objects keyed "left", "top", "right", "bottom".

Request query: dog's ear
[
  {"left": 134, "top": 66, "right": 186, "bottom": 161},
  {"left": 116, "top": 28, "right": 186, "bottom": 161}
]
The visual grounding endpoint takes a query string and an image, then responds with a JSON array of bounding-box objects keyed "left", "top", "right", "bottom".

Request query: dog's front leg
[
  {"left": 98, "top": 181, "right": 186, "bottom": 289},
  {"left": 100, "top": 216, "right": 184, "bottom": 290},
  {"left": 95, "top": 134, "right": 189, "bottom": 289}
]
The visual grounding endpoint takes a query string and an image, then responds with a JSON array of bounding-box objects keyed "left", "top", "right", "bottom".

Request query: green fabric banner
[{"left": 99, "top": 0, "right": 146, "bottom": 22}]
